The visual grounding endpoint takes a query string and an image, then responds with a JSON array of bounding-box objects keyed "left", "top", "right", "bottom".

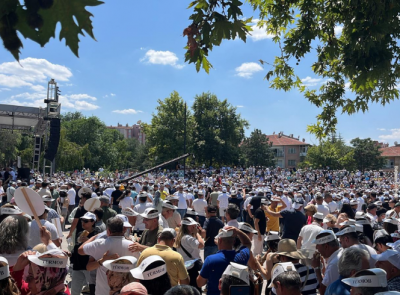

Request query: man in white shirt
[
  {"left": 66, "top": 182, "right": 76, "bottom": 219},
  {"left": 323, "top": 193, "right": 338, "bottom": 216},
  {"left": 174, "top": 185, "right": 189, "bottom": 218},
  {"left": 311, "top": 230, "right": 341, "bottom": 295},
  {"left": 133, "top": 193, "right": 153, "bottom": 233},
  {"left": 29, "top": 208, "right": 61, "bottom": 248},
  {"left": 355, "top": 192, "right": 365, "bottom": 212},
  {"left": 366, "top": 203, "right": 378, "bottom": 223},
  {"left": 280, "top": 189, "right": 292, "bottom": 210},
  {"left": 6, "top": 182, "right": 16, "bottom": 202},
  {"left": 78, "top": 217, "right": 134, "bottom": 295},
  {"left": 297, "top": 212, "right": 324, "bottom": 253},
  {"left": 315, "top": 194, "right": 329, "bottom": 217},
  {"left": 217, "top": 187, "right": 230, "bottom": 223},
  {"left": 192, "top": 191, "right": 207, "bottom": 226},
  {"left": 185, "top": 187, "right": 195, "bottom": 207}
]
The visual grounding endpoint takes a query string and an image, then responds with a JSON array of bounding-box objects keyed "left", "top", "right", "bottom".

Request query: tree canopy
[
  {"left": 241, "top": 128, "right": 275, "bottom": 167},
  {"left": 301, "top": 135, "right": 385, "bottom": 171},
  {"left": 184, "top": 0, "right": 400, "bottom": 137}
]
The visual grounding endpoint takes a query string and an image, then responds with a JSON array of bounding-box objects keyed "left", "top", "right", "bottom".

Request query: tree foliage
[
  {"left": 350, "top": 137, "right": 386, "bottom": 171},
  {"left": 1, "top": 0, "right": 103, "bottom": 60},
  {"left": 186, "top": 0, "right": 400, "bottom": 137},
  {"left": 304, "top": 140, "right": 356, "bottom": 170},
  {"left": 142, "top": 91, "right": 192, "bottom": 165},
  {"left": 191, "top": 92, "right": 248, "bottom": 166},
  {"left": 241, "top": 128, "right": 275, "bottom": 167}
]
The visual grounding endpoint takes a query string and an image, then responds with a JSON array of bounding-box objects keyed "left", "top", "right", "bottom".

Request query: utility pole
[{"left": 183, "top": 102, "right": 187, "bottom": 179}]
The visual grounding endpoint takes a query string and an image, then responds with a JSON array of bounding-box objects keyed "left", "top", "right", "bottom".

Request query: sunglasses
[{"left": 81, "top": 219, "right": 93, "bottom": 223}]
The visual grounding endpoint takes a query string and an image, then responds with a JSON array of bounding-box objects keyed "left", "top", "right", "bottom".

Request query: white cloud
[
  {"left": 30, "top": 85, "right": 46, "bottom": 92},
  {"left": 0, "top": 74, "right": 33, "bottom": 88},
  {"left": 248, "top": 19, "right": 275, "bottom": 41},
  {"left": 112, "top": 109, "right": 143, "bottom": 114},
  {"left": 379, "top": 129, "right": 400, "bottom": 141},
  {"left": 74, "top": 101, "right": 99, "bottom": 111},
  {"left": 334, "top": 25, "right": 343, "bottom": 36},
  {"left": 66, "top": 94, "right": 97, "bottom": 101},
  {"left": 10, "top": 92, "right": 46, "bottom": 100},
  {"left": 301, "top": 76, "right": 323, "bottom": 87},
  {"left": 0, "top": 57, "right": 72, "bottom": 85},
  {"left": 377, "top": 128, "right": 386, "bottom": 131},
  {"left": 141, "top": 50, "right": 185, "bottom": 69},
  {"left": 0, "top": 98, "right": 45, "bottom": 108},
  {"left": 237, "top": 105, "right": 244, "bottom": 108},
  {"left": 111, "top": 93, "right": 116, "bottom": 97},
  {"left": 235, "top": 62, "right": 263, "bottom": 78}
]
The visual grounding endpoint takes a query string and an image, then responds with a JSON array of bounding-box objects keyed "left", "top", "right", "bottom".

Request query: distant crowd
[{"left": 0, "top": 166, "right": 399, "bottom": 295}]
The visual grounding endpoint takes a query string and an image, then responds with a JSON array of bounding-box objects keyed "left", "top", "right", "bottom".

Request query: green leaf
[{"left": 15, "top": 0, "right": 103, "bottom": 57}]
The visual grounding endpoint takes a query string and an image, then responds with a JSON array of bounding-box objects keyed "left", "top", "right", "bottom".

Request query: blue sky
[{"left": 0, "top": 0, "right": 398, "bottom": 146}]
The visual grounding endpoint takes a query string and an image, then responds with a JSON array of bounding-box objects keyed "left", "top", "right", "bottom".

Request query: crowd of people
[{"left": 0, "top": 166, "right": 399, "bottom": 295}]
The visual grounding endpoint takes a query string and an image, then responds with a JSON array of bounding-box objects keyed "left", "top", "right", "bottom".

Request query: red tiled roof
[
  {"left": 380, "top": 146, "right": 400, "bottom": 157},
  {"left": 266, "top": 134, "right": 310, "bottom": 146}
]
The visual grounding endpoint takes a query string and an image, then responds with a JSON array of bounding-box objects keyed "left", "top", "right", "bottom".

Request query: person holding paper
[{"left": 28, "top": 208, "right": 61, "bottom": 248}]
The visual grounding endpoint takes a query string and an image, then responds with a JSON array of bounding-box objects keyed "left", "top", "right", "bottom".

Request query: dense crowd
[{"left": 0, "top": 167, "right": 399, "bottom": 295}]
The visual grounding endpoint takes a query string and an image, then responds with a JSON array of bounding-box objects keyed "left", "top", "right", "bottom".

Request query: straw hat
[{"left": 275, "top": 239, "right": 305, "bottom": 260}]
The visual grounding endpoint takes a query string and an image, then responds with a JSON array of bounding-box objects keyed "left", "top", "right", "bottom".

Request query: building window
[
  {"left": 288, "top": 160, "right": 296, "bottom": 166},
  {"left": 300, "top": 146, "right": 308, "bottom": 153},
  {"left": 288, "top": 148, "right": 296, "bottom": 154}
]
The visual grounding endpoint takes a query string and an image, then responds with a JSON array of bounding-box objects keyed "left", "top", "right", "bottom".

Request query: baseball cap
[
  {"left": 339, "top": 219, "right": 356, "bottom": 226},
  {"left": 312, "top": 230, "right": 337, "bottom": 245},
  {"left": 265, "top": 231, "right": 280, "bottom": 241},
  {"left": 0, "top": 257, "right": 10, "bottom": 280},
  {"left": 355, "top": 212, "right": 365, "bottom": 220},
  {"left": 268, "top": 262, "right": 296, "bottom": 287},
  {"left": 120, "top": 282, "right": 148, "bottom": 295},
  {"left": 238, "top": 222, "right": 257, "bottom": 234},
  {"left": 0, "top": 206, "right": 22, "bottom": 215},
  {"left": 121, "top": 207, "right": 138, "bottom": 217},
  {"left": 103, "top": 256, "right": 137, "bottom": 273},
  {"left": 341, "top": 268, "right": 387, "bottom": 288},
  {"left": 181, "top": 217, "right": 198, "bottom": 226},
  {"left": 216, "top": 229, "right": 234, "bottom": 239},
  {"left": 386, "top": 239, "right": 400, "bottom": 251},
  {"left": 313, "top": 212, "right": 324, "bottom": 220},
  {"left": 391, "top": 232, "right": 400, "bottom": 239},
  {"left": 383, "top": 218, "right": 399, "bottom": 225},
  {"left": 323, "top": 215, "right": 335, "bottom": 223},
  {"left": 336, "top": 225, "right": 356, "bottom": 236},
  {"left": 27, "top": 249, "right": 68, "bottom": 268},
  {"left": 130, "top": 255, "right": 167, "bottom": 280},
  {"left": 162, "top": 201, "right": 177, "bottom": 210},
  {"left": 372, "top": 249, "right": 400, "bottom": 269},
  {"left": 80, "top": 212, "right": 96, "bottom": 220},
  {"left": 223, "top": 262, "right": 249, "bottom": 285},
  {"left": 356, "top": 218, "right": 370, "bottom": 225},
  {"left": 116, "top": 214, "right": 132, "bottom": 228},
  {"left": 140, "top": 208, "right": 159, "bottom": 219},
  {"left": 42, "top": 195, "right": 55, "bottom": 202}
]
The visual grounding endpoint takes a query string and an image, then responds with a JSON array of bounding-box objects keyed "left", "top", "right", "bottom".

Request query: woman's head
[
  {"left": 0, "top": 259, "right": 20, "bottom": 295},
  {"left": 304, "top": 205, "right": 317, "bottom": 216},
  {"left": 176, "top": 218, "right": 198, "bottom": 247},
  {"left": 0, "top": 215, "right": 29, "bottom": 254},
  {"left": 80, "top": 212, "right": 96, "bottom": 230},
  {"left": 26, "top": 250, "right": 68, "bottom": 294}
]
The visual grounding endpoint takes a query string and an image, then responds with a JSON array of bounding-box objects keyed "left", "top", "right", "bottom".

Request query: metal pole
[
  {"left": 42, "top": 122, "right": 48, "bottom": 177},
  {"left": 183, "top": 102, "right": 187, "bottom": 179}
]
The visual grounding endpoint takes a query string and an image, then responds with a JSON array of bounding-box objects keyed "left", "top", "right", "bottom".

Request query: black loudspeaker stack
[{"left": 44, "top": 118, "right": 61, "bottom": 161}]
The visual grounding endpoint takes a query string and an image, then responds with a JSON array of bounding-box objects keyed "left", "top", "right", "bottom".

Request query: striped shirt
[{"left": 272, "top": 263, "right": 319, "bottom": 295}]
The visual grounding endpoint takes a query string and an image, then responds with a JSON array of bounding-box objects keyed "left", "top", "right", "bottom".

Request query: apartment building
[
  {"left": 107, "top": 123, "right": 146, "bottom": 144},
  {"left": 266, "top": 132, "right": 310, "bottom": 168}
]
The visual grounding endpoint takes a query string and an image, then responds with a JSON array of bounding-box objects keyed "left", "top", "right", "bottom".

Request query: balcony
[{"left": 300, "top": 152, "right": 307, "bottom": 157}]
